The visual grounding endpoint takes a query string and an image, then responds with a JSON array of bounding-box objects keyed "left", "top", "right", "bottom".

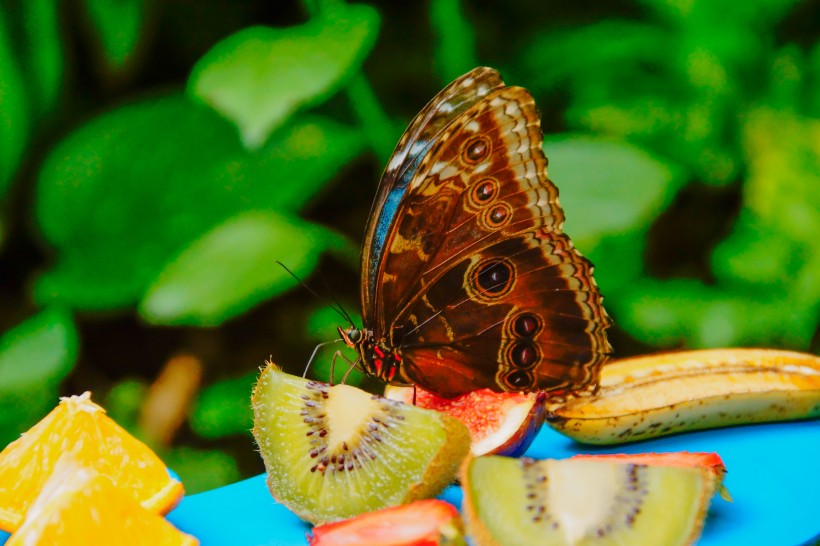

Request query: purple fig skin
[
  {"left": 384, "top": 387, "right": 548, "bottom": 457},
  {"left": 491, "top": 391, "right": 547, "bottom": 457}
]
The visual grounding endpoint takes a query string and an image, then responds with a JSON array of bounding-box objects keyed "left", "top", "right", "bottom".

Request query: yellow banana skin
[{"left": 544, "top": 348, "right": 820, "bottom": 445}]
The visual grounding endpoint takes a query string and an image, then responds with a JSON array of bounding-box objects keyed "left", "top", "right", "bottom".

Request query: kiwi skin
[
  {"left": 461, "top": 455, "right": 717, "bottom": 546},
  {"left": 251, "top": 363, "right": 471, "bottom": 524}
]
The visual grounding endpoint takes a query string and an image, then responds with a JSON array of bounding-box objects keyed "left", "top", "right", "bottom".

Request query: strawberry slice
[
  {"left": 308, "top": 500, "right": 465, "bottom": 546},
  {"left": 570, "top": 451, "right": 732, "bottom": 501}
]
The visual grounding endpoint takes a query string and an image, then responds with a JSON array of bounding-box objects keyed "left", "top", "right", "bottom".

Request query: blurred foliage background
[{"left": 1, "top": 0, "right": 818, "bottom": 493}]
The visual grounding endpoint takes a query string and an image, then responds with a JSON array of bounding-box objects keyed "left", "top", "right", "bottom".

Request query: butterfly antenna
[
  {"left": 303, "top": 339, "right": 343, "bottom": 378},
  {"left": 316, "top": 267, "right": 356, "bottom": 327},
  {"left": 275, "top": 260, "right": 351, "bottom": 324}
]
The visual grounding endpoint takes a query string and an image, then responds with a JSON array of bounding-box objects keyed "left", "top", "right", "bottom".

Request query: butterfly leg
[
  {"left": 340, "top": 356, "right": 362, "bottom": 385},
  {"left": 331, "top": 350, "right": 360, "bottom": 386}
]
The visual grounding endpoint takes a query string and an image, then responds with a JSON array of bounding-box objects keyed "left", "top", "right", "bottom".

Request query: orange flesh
[
  {"left": 0, "top": 392, "right": 183, "bottom": 532},
  {"left": 6, "top": 468, "right": 197, "bottom": 546}
]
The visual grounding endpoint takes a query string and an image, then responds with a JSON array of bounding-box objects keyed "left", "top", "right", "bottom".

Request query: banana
[{"left": 544, "top": 348, "right": 820, "bottom": 444}]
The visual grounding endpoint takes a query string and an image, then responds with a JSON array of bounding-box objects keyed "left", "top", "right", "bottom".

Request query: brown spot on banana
[{"left": 544, "top": 348, "right": 820, "bottom": 445}]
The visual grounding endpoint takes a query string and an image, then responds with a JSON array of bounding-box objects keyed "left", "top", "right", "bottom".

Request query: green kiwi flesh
[
  {"left": 251, "top": 364, "right": 471, "bottom": 524},
  {"left": 462, "top": 456, "right": 717, "bottom": 546}
]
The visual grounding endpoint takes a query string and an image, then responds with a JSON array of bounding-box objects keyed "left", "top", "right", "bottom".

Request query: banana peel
[{"left": 544, "top": 348, "right": 820, "bottom": 444}]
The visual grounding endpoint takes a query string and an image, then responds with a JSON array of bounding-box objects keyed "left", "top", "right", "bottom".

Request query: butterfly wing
[
  {"left": 395, "top": 230, "right": 610, "bottom": 396},
  {"left": 360, "top": 67, "right": 505, "bottom": 324},
  {"left": 365, "top": 68, "right": 611, "bottom": 396}
]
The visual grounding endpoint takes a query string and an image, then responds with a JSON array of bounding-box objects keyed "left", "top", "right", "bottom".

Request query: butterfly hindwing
[{"left": 395, "top": 230, "right": 610, "bottom": 396}]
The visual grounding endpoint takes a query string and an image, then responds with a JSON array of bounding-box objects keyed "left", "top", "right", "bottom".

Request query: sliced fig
[
  {"left": 309, "top": 499, "right": 466, "bottom": 546},
  {"left": 384, "top": 386, "right": 545, "bottom": 456}
]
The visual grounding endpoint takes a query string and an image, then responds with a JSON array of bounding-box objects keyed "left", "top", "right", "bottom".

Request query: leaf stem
[
  {"left": 430, "top": 0, "right": 479, "bottom": 83},
  {"left": 346, "top": 73, "right": 397, "bottom": 166}
]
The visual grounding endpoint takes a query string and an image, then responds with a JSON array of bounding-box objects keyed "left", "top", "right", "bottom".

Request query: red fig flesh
[
  {"left": 384, "top": 386, "right": 546, "bottom": 456},
  {"left": 308, "top": 499, "right": 465, "bottom": 546}
]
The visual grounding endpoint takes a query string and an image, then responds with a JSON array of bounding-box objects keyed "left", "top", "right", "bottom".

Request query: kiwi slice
[
  {"left": 462, "top": 456, "right": 718, "bottom": 546},
  {"left": 251, "top": 364, "right": 471, "bottom": 524}
]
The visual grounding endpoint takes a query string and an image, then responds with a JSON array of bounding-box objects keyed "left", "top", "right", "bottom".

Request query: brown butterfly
[{"left": 338, "top": 67, "right": 611, "bottom": 398}]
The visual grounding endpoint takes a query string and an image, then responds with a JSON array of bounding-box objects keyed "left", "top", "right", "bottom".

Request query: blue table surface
[{"left": 2, "top": 420, "right": 818, "bottom": 545}]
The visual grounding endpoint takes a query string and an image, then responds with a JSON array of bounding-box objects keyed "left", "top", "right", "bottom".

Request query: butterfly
[{"left": 338, "top": 67, "right": 611, "bottom": 398}]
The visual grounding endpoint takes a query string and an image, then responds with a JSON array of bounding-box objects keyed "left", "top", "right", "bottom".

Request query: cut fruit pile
[
  {"left": 251, "top": 365, "right": 732, "bottom": 545},
  {"left": 301, "top": 452, "right": 726, "bottom": 546},
  {"left": 0, "top": 392, "right": 193, "bottom": 545}
]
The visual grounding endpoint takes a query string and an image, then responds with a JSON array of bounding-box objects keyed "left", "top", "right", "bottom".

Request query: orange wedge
[
  {"left": 7, "top": 457, "right": 197, "bottom": 545},
  {"left": 0, "top": 392, "right": 184, "bottom": 532}
]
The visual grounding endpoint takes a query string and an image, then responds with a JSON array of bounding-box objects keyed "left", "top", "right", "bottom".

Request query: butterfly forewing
[
  {"left": 357, "top": 67, "right": 611, "bottom": 396},
  {"left": 360, "top": 68, "right": 505, "bottom": 323},
  {"left": 374, "top": 88, "right": 568, "bottom": 330}
]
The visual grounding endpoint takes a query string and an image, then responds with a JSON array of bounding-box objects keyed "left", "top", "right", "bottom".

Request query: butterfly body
[{"left": 343, "top": 67, "right": 611, "bottom": 398}]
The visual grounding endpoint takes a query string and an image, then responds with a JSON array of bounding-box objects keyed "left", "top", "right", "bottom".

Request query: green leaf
[
  {"left": 162, "top": 446, "right": 242, "bottom": 494},
  {"left": 35, "top": 94, "right": 241, "bottom": 309},
  {"left": 521, "top": 21, "right": 671, "bottom": 96},
  {"left": 615, "top": 278, "right": 817, "bottom": 349},
  {"left": 0, "top": 11, "right": 30, "bottom": 195},
  {"left": 34, "top": 92, "right": 364, "bottom": 311},
  {"left": 810, "top": 43, "right": 820, "bottom": 117},
  {"left": 544, "top": 135, "right": 682, "bottom": 249},
  {"left": 430, "top": 0, "right": 478, "bottom": 83},
  {"left": 189, "top": 373, "right": 256, "bottom": 439},
  {"left": 82, "top": 0, "right": 146, "bottom": 69},
  {"left": 139, "top": 212, "right": 344, "bottom": 326},
  {"left": 346, "top": 73, "right": 400, "bottom": 165},
  {"left": 20, "top": 0, "right": 63, "bottom": 114},
  {"left": 189, "top": 3, "right": 380, "bottom": 148},
  {"left": 0, "top": 309, "right": 78, "bottom": 446},
  {"left": 636, "top": 0, "right": 802, "bottom": 30},
  {"left": 584, "top": 230, "right": 646, "bottom": 297},
  {"left": 711, "top": 213, "right": 806, "bottom": 289},
  {"left": 235, "top": 115, "right": 367, "bottom": 212},
  {"left": 741, "top": 108, "right": 820, "bottom": 245},
  {"left": 103, "top": 378, "right": 148, "bottom": 433}
]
